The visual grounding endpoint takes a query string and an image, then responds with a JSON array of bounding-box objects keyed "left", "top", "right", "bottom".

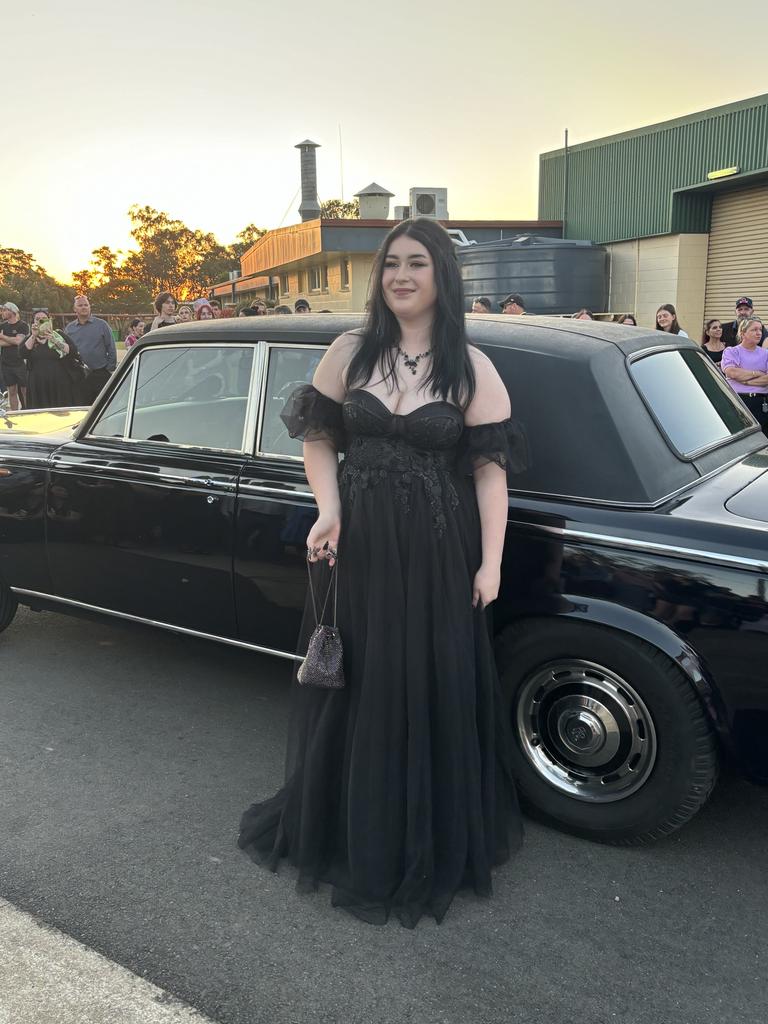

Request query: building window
[
  {"left": 308, "top": 266, "right": 321, "bottom": 292},
  {"left": 280, "top": 273, "right": 289, "bottom": 296},
  {"left": 321, "top": 264, "right": 328, "bottom": 291},
  {"left": 340, "top": 258, "right": 350, "bottom": 290}
]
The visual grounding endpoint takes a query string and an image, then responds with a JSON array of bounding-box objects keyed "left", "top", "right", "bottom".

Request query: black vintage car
[{"left": 1, "top": 315, "right": 766, "bottom": 844}]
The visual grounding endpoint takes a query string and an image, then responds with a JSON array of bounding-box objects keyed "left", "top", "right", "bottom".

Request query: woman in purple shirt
[{"left": 721, "top": 318, "right": 768, "bottom": 436}]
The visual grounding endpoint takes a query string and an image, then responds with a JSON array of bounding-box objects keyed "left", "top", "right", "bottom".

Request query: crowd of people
[
  {"left": 0, "top": 295, "right": 115, "bottom": 411},
  {"left": 0, "top": 293, "right": 323, "bottom": 411}
]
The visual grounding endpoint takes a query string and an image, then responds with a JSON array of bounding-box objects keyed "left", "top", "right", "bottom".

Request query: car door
[
  {"left": 234, "top": 342, "right": 324, "bottom": 657},
  {"left": 46, "top": 342, "right": 258, "bottom": 638}
]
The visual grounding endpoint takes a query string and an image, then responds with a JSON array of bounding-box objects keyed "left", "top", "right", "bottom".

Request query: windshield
[{"left": 630, "top": 348, "right": 754, "bottom": 457}]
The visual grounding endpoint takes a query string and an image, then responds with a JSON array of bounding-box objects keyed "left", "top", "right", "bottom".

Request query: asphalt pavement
[{"left": 0, "top": 605, "right": 765, "bottom": 1024}]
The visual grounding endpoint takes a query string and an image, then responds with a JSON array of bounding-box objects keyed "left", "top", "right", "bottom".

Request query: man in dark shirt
[
  {"left": 64, "top": 295, "right": 117, "bottom": 402},
  {"left": 722, "top": 297, "right": 768, "bottom": 346},
  {"left": 0, "top": 302, "right": 29, "bottom": 410}
]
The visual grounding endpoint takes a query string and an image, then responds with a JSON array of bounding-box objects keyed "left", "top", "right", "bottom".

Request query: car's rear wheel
[
  {"left": 0, "top": 582, "right": 18, "bottom": 634},
  {"left": 497, "top": 619, "right": 719, "bottom": 845}
]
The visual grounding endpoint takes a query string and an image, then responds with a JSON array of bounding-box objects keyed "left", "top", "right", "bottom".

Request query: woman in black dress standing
[
  {"left": 24, "top": 312, "right": 82, "bottom": 408},
  {"left": 238, "top": 218, "right": 526, "bottom": 927},
  {"left": 701, "top": 319, "right": 726, "bottom": 365}
]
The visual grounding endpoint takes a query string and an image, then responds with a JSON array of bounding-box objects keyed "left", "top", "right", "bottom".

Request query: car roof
[{"left": 139, "top": 313, "right": 663, "bottom": 358}]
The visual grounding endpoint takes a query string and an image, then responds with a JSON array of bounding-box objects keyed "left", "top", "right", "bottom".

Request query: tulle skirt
[{"left": 238, "top": 463, "right": 523, "bottom": 928}]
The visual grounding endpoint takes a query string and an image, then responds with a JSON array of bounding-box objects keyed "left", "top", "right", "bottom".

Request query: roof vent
[{"left": 354, "top": 182, "right": 394, "bottom": 219}]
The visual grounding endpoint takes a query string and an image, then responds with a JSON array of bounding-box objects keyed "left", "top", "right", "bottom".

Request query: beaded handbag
[{"left": 297, "top": 558, "right": 345, "bottom": 689}]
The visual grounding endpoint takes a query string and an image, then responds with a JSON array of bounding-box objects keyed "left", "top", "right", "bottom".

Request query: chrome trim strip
[
  {"left": 243, "top": 344, "right": 266, "bottom": 455},
  {"left": 508, "top": 520, "right": 768, "bottom": 573},
  {"left": 124, "top": 362, "right": 139, "bottom": 438},
  {"left": 11, "top": 588, "right": 303, "bottom": 663},
  {"left": 0, "top": 452, "right": 52, "bottom": 467},
  {"left": 239, "top": 482, "right": 314, "bottom": 500},
  {"left": 48, "top": 461, "right": 237, "bottom": 490}
]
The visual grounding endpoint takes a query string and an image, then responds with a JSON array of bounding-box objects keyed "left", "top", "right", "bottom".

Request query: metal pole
[
  {"left": 562, "top": 128, "right": 569, "bottom": 239},
  {"left": 338, "top": 123, "right": 344, "bottom": 202}
]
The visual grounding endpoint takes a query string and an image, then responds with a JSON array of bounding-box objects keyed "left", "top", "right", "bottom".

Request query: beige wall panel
[
  {"left": 350, "top": 256, "right": 374, "bottom": 311},
  {"left": 608, "top": 234, "right": 707, "bottom": 332},
  {"left": 607, "top": 241, "right": 638, "bottom": 314}
]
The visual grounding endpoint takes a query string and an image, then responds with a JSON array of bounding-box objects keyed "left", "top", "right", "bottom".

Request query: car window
[
  {"left": 128, "top": 345, "right": 255, "bottom": 451},
  {"left": 630, "top": 348, "right": 753, "bottom": 457},
  {"left": 259, "top": 345, "right": 324, "bottom": 458},
  {"left": 89, "top": 366, "right": 135, "bottom": 438}
]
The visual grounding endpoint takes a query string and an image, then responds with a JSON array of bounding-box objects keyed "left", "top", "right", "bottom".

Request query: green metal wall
[{"left": 539, "top": 94, "right": 768, "bottom": 242}]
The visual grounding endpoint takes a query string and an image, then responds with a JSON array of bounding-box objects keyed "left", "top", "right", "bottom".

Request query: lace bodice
[{"left": 342, "top": 389, "right": 464, "bottom": 449}]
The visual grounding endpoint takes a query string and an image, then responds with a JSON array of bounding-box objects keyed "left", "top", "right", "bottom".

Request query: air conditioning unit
[
  {"left": 394, "top": 205, "right": 410, "bottom": 220},
  {"left": 409, "top": 188, "right": 448, "bottom": 220},
  {"left": 228, "top": 270, "right": 241, "bottom": 282}
]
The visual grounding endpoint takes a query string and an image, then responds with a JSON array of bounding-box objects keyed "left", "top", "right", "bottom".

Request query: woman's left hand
[{"left": 472, "top": 564, "right": 500, "bottom": 609}]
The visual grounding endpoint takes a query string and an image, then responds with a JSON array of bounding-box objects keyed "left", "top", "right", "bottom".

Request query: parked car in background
[{"left": 0, "top": 315, "right": 766, "bottom": 844}]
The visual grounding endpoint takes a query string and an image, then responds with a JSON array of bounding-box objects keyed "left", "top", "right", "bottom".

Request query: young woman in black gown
[{"left": 238, "top": 218, "right": 526, "bottom": 927}]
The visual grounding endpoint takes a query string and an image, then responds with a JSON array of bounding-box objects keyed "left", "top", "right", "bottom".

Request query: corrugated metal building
[{"left": 538, "top": 94, "right": 768, "bottom": 334}]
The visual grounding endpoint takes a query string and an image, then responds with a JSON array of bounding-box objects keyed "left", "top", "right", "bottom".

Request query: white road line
[{"left": 0, "top": 898, "right": 219, "bottom": 1024}]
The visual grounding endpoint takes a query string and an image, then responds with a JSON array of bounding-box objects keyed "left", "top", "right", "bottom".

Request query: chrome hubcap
[{"left": 516, "top": 659, "right": 657, "bottom": 803}]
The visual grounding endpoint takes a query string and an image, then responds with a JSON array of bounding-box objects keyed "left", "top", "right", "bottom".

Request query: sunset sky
[{"left": 3, "top": 0, "right": 765, "bottom": 283}]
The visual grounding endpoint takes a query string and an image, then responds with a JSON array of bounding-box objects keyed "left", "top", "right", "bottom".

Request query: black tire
[
  {"left": 0, "top": 582, "right": 18, "bottom": 634},
  {"left": 497, "top": 618, "right": 719, "bottom": 845}
]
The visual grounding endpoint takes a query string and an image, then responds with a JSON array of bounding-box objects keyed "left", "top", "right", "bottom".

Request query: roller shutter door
[{"left": 704, "top": 184, "right": 768, "bottom": 320}]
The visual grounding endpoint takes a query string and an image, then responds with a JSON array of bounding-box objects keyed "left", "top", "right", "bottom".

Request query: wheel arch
[{"left": 496, "top": 597, "right": 730, "bottom": 744}]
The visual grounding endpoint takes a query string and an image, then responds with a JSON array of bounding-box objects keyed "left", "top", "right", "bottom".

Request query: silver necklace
[{"left": 397, "top": 346, "right": 431, "bottom": 375}]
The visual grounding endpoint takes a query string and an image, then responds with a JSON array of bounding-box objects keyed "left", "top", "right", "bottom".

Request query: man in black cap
[
  {"left": 722, "top": 297, "right": 768, "bottom": 346},
  {"left": 499, "top": 293, "right": 526, "bottom": 315},
  {"left": 294, "top": 299, "right": 311, "bottom": 314}
]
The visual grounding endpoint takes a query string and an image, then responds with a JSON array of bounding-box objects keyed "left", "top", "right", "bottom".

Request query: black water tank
[{"left": 458, "top": 235, "right": 608, "bottom": 314}]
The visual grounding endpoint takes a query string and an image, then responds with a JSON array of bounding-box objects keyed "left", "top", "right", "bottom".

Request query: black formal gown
[
  {"left": 25, "top": 342, "right": 82, "bottom": 409},
  {"left": 238, "top": 385, "right": 527, "bottom": 927}
]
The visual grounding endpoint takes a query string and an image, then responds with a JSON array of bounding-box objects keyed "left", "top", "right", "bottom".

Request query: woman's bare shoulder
[
  {"left": 313, "top": 331, "right": 364, "bottom": 401},
  {"left": 465, "top": 345, "right": 511, "bottom": 426}
]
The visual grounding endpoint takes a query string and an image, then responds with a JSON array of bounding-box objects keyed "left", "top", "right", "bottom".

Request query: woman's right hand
[{"left": 306, "top": 512, "right": 341, "bottom": 565}]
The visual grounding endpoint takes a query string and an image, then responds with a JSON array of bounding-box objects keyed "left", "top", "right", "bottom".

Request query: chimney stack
[{"left": 295, "top": 139, "right": 321, "bottom": 222}]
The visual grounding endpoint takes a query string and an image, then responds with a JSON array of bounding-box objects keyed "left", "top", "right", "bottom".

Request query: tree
[
  {"left": 230, "top": 223, "right": 266, "bottom": 261},
  {"left": 0, "top": 247, "right": 74, "bottom": 312},
  {"left": 89, "top": 277, "right": 153, "bottom": 313},
  {"left": 320, "top": 198, "right": 359, "bottom": 219}
]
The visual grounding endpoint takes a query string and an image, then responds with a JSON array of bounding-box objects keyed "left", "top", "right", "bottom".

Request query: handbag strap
[{"left": 306, "top": 558, "right": 338, "bottom": 628}]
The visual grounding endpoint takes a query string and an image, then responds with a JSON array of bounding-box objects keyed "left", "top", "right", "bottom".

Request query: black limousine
[{"left": 0, "top": 314, "right": 766, "bottom": 845}]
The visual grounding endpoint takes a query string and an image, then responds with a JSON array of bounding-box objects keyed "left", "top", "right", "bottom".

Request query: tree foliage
[
  {"left": 66, "top": 207, "right": 267, "bottom": 311},
  {"left": 231, "top": 223, "right": 266, "bottom": 261},
  {"left": 320, "top": 198, "right": 360, "bottom": 219},
  {"left": 0, "top": 248, "right": 74, "bottom": 311}
]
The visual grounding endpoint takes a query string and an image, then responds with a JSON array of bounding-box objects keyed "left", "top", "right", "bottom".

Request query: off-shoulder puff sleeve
[
  {"left": 280, "top": 384, "right": 347, "bottom": 452},
  {"left": 458, "top": 418, "right": 529, "bottom": 476}
]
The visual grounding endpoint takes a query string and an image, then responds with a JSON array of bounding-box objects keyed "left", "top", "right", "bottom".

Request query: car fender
[{"left": 497, "top": 595, "right": 730, "bottom": 743}]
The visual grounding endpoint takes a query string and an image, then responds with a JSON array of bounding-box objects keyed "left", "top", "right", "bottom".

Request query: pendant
[{"left": 398, "top": 347, "right": 431, "bottom": 375}]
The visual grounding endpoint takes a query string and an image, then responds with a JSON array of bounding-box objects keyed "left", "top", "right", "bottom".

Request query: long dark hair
[
  {"left": 701, "top": 319, "right": 722, "bottom": 346},
  {"left": 346, "top": 218, "right": 476, "bottom": 407},
  {"left": 655, "top": 303, "right": 683, "bottom": 334}
]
